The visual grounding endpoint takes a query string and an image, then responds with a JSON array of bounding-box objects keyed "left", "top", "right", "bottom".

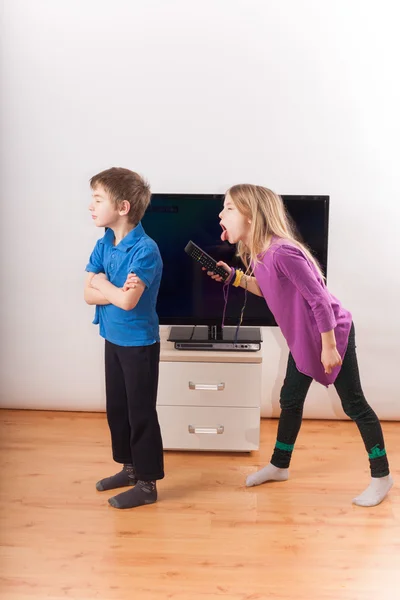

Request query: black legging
[{"left": 271, "top": 323, "right": 390, "bottom": 478}]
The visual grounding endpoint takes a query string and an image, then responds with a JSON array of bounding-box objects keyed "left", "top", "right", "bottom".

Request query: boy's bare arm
[
  {"left": 84, "top": 272, "right": 111, "bottom": 305},
  {"left": 91, "top": 273, "right": 146, "bottom": 311}
]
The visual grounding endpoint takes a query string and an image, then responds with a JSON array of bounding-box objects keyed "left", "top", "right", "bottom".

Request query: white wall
[{"left": 1, "top": 0, "right": 399, "bottom": 419}]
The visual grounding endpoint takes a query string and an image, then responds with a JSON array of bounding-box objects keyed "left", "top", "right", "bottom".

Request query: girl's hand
[
  {"left": 123, "top": 273, "right": 139, "bottom": 291},
  {"left": 321, "top": 346, "right": 342, "bottom": 374},
  {"left": 202, "top": 261, "right": 231, "bottom": 283}
]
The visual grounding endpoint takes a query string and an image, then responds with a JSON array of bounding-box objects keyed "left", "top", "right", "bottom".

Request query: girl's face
[{"left": 219, "top": 193, "right": 251, "bottom": 245}]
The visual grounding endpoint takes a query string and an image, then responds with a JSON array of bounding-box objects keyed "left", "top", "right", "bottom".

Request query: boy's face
[
  {"left": 219, "top": 193, "right": 251, "bottom": 245},
  {"left": 88, "top": 185, "right": 119, "bottom": 228}
]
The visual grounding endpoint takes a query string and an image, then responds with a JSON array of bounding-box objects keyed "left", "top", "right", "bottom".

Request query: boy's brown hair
[{"left": 90, "top": 167, "right": 151, "bottom": 224}]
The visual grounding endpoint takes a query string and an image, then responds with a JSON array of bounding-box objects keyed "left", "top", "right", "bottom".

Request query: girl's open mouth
[{"left": 220, "top": 223, "right": 228, "bottom": 242}]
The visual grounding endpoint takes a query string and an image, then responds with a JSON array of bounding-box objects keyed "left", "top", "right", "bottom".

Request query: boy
[{"left": 84, "top": 167, "right": 164, "bottom": 509}]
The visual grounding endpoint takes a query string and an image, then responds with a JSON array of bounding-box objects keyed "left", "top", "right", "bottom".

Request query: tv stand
[
  {"left": 157, "top": 327, "right": 262, "bottom": 451},
  {"left": 168, "top": 325, "right": 262, "bottom": 351}
]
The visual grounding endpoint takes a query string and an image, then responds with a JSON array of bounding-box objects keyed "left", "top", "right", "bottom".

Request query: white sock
[
  {"left": 246, "top": 463, "right": 289, "bottom": 487},
  {"left": 352, "top": 474, "right": 393, "bottom": 507}
]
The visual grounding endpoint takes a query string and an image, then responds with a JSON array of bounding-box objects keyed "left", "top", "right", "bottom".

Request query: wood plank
[{"left": 0, "top": 410, "right": 399, "bottom": 600}]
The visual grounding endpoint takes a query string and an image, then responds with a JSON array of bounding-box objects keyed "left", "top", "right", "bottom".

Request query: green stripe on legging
[
  {"left": 275, "top": 440, "right": 294, "bottom": 452},
  {"left": 368, "top": 444, "right": 387, "bottom": 459}
]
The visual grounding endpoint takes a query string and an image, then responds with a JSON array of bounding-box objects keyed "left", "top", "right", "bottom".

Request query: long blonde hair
[{"left": 227, "top": 184, "right": 324, "bottom": 280}]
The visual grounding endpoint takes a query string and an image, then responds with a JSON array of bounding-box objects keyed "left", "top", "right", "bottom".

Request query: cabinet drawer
[
  {"left": 158, "top": 405, "right": 260, "bottom": 452},
  {"left": 158, "top": 361, "right": 261, "bottom": 408}
]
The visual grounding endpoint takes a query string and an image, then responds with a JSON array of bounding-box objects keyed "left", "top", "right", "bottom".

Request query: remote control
[{"left": 184, "top": 240, "right": 229, "bottom": 281}]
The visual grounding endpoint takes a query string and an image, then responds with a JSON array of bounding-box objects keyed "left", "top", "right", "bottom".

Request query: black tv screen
[{"left": 141, "top": 194, "right": 329, "bottom": 327}]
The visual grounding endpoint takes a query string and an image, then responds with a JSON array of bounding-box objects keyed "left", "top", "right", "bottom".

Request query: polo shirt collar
[{"left": 101, "top": 222, "right": 145, "bottom": 252}]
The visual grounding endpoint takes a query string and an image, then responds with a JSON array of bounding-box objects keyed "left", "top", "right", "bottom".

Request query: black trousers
[
  {"left": 104, "top": 340, "right": 164, "bottom": 481},
  {"left": 271, "top": 323, "right": 390, "bottom": 478}
]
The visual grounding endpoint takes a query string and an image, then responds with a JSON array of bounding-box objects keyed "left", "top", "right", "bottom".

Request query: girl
[{"left": 211, "top": 184, "right": 392, "bottom": 507}]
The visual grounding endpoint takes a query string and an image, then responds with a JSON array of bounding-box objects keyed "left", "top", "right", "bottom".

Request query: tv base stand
[{"left": 168, "top": 325, "right": 262, "bottom": 352}]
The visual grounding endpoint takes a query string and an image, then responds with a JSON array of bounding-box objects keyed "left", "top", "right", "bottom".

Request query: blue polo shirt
[{"left": 85, "top": 223, "right": 162, "bottom": 346}]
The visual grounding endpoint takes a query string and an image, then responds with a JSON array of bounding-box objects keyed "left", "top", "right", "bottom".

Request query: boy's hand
[
  {"left": 202, "top": 261, "right": 230, "bottom": 283},
  {"left": 321, "top": 346, "right": 342, "bottom": 374},
  {"left": 91, "top": 273, "right": 108, "bottom": 289},
  {"left": 123, "top": 273, "right": 140, "bottom": 291}
]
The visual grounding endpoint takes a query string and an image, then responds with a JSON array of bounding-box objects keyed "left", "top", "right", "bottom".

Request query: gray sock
[
  {"left": 108, "top": 480, "right": 157, "bottom": 509},
  {"left": 96, "top": 464, "right": 137, "bottom": 491}
]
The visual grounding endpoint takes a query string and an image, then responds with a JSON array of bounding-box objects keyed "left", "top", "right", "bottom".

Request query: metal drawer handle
[
  {"left": 188, "top": 381, "right": 225, "bottom": 391},
  {"left": 188, "top": 425, "right": 224, "bottom": 435}
]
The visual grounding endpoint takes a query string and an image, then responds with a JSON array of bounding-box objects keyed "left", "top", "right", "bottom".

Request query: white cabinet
[{"left": 157, "top": 327, "right": 263, "bottom": 452}]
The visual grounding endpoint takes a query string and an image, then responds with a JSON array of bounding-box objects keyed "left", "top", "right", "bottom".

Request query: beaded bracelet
[{"left": 225, "top": 266, "right": 236, "bottom": 285}]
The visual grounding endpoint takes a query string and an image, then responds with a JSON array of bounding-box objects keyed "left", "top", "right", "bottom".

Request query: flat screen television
[{"left": 141, "top": 194, "right": 329, "bottom": 328}]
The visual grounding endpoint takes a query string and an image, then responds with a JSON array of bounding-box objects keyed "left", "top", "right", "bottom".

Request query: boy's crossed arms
[{"left": 84, "top": 272, "right": 145, "bottom": 311}]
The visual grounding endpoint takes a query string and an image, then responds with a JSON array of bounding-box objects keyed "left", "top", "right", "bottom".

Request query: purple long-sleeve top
[{"left": 253, "top": 238, "right": 352, "bottom": 386}]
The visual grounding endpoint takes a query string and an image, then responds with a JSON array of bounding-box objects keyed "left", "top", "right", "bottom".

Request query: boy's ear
[{"left": 119, "top": 200, "right": 131, "bottom": 216}]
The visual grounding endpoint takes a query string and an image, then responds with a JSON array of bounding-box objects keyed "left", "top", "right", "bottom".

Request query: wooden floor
[{"left": 0, "top": 410, "right": 399, "bottom": 600}]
